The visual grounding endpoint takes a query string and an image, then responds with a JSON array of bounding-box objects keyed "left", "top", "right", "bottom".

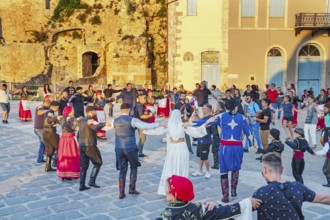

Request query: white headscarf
[{"left": 168, "top": 109, "right": 185, "bottom": 141}]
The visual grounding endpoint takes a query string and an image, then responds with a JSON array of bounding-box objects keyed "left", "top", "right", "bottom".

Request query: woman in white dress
[{"left": 143, "top": 109, "right": 207, "bottom": 195}]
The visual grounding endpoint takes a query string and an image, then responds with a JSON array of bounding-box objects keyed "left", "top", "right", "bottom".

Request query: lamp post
[{"left": 166, "top": 0, "right": 179, "bottom": 86}]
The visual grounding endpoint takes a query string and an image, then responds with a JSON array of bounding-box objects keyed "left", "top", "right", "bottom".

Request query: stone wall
[{"left": 0, "top": 0, "right": 155, "bottom": 87}]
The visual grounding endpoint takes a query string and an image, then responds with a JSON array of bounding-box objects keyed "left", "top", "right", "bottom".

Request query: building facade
[
  {"left": 228, "top": 0, "right": 330, "bottom": 95},
  {"left": 168, "top": 0, "right": 228, "bottom": 91}
]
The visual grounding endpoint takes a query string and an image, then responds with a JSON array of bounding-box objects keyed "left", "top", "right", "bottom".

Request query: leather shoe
[
  {"left": 138, "top": 154, "right": 147, "bottom": 157},
  {"left": 89, "top": 183, "right": 101, "bottom": 188},
  {"left": 79, "top": 185, "right": 91, "bottom": 191}
]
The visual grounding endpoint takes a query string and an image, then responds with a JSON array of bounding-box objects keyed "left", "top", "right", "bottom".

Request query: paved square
[{"left": 1, "top": 101, "right": 330, "bottom": 219}]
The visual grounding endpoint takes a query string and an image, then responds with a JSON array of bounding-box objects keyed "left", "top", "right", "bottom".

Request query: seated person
[{"left": 156, "top": 175, "right": 261, "bottom": 220}]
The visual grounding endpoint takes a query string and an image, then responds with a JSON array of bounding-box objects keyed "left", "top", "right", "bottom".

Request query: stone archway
[{"left": 82, "top": 52, "right": 99, "bottom": 77}]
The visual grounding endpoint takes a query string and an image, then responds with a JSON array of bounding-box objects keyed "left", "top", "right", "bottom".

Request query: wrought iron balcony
[{"left": 295, "top": 13, "right": 330, "bottom": 36}]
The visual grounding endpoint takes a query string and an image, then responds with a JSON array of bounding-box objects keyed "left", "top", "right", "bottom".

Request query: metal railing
[{"left": 295, "top": 13, "right": 330, "bottom": 28}]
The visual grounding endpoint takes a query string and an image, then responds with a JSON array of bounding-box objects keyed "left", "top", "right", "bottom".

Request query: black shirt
[
  {"left": 253, "top": 181, "right": 316, "bottom": 220},
  {"left": 193, "top": 88, "right": 212, "bottom": 107},
  {"left": 63, "top": 87, "right": 76, "bottom": 99},
  {"left": 260, "top": 107, "right": 271, "bottom": 130}
]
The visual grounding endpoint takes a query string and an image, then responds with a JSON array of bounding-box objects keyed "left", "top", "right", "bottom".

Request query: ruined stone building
[{"left": 0, "top": 0, "right": 167, "bottom": 88}]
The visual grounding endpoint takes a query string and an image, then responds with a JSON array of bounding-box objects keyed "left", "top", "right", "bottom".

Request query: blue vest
[
  {"left": 114, "top": 115, "right": 136, "bottom": 149},
  {"left": 195, "top": 115, "right": 212, "bottom": 145}
]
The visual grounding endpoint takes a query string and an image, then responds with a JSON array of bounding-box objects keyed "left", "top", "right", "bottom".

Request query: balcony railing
[{"left": 295, "top": 13, "right": 330, "bottom": 36}]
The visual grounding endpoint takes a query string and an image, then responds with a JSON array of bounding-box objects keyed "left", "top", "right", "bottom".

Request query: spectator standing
[
  {"left": 193, "top": 81, "right": 218, "bottom": 119},
  {"left": 63, "top": 81, "right": 76, "bottom": 100},
  {"left": 254, "top": 99, "right": 272, "bottom": 150},
  {"left": 267, "top": 83, "right": 279, "bottom": 125}
]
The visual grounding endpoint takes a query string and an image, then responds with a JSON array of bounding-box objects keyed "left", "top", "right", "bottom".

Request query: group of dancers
[{"left": 2, "top": 81, "right": 330, "bottom": 206}]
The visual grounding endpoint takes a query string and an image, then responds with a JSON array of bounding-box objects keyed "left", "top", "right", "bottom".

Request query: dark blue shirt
[
  {"left": 253, "top": 181, "right": 316, "bottom": 220},
  {"left": 282, "top": 102, "right": 293, "bottom": 118}
]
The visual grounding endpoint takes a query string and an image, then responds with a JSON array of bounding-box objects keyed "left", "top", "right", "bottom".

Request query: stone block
[
  {"left": 10, "top": 207, "right": 50, "bottom": 220},
  {"left": 0, "top": 205, "right": 27, "bottom": 216},
  {"left": 49, "top": 201, "right": 85, "bottom": 213},
  {"left": 37, "top": 211, "right": 83, "bottom": 220},
  {"left": 109, "top": 207, "right": 144, "bottom": 219},
  {"left": 27, "top": 197, "right": 68, "bottom": 209},
  {"left": 4, "top": 194, "right": 40, "bottom": 205}
]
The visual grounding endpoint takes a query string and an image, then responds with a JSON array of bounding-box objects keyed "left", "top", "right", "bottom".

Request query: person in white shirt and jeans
[{"left": 0, "top": 84, "right": 11, "bottom": 123}]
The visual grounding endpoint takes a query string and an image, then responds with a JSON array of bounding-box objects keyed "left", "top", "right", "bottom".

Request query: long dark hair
[
  {"left": 44, "top": 83, "right": 52, "bottom": 94},
  {"left": 324, "top": 104, "right": 330, "bottom": 116}
]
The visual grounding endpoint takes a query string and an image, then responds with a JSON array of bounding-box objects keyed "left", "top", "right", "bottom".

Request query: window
[
  {"left": 187, "top": 0, "right": 197, "bottom": 16},
  {"left": 241, "top": 0, "right": 255, "bottom": 17},
  {"left": 45, "top": 0, "right": 50, "bottom": 10},
  {"left": 269, "top": 0, "right": 284, "bottom": 17},
  {"left": 299, "top": 45, "right": 320, "bottom": 57}
]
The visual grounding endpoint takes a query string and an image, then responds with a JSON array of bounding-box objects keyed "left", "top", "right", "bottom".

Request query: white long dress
[{"left": 144, "top": 125, "right": 207, "bottom": 195}]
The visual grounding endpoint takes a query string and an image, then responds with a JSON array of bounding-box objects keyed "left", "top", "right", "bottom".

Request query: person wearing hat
[
  {"left": 114, "top": 103, "right": 163, "bottom": 199},
  {"left": 205, "top": 99, "right": 253, "bottom": 203},
  {"left": 43, "top": 101, "right": 61, "bottom": 172},
  {"left": 78, "top": 106, "right": 107, "bottom": 191},
  {"left": 254, "top": 128, "right": 284, "bottom": 161},
  {"left": 69, "top": 86, "right": 93, "bottom": 118},
  {"left": 56, "top": 106, "right": 81, "bottom": 181},
  {"left": 284, "top": 128, "right": 315, "bottom": 184},
  {"left": 156, "top": 175, "right": 261, "bottom": 220}
]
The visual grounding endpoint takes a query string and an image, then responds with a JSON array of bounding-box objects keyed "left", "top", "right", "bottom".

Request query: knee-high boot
[
  {"left": 231, "top": 171, "right": 239, "bottom": 197},
  {"left": 88, "top": 167, "right": 101, "bottom": 188},
  {"left": 52, "top": 151, "right": 57, "bottom": 167},
  {"left": 220, "top": 174, "right": 229, "bottom": 203},
  {"left": 211, "top": 153, "right": 219, "bottom": 169},
  {"left": 129, "top": 175, "right": 140, "bottom": 195},
  {"left": 79, "top": 170, "right": 90, "bottom": 191},
  {"left": 119, "top": 178, "right": 126, "bottom": 199},
  {"left": 44, "top": 156, "right": 56, "bottom": 172}
]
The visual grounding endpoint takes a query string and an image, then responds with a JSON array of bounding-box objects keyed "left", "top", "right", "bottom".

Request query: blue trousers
[
  {"left": 34, "top": 129, "right": 45, "bottom": 163},
  {"left": 244, "top": 123, "right": 262, "bottom": 149}
]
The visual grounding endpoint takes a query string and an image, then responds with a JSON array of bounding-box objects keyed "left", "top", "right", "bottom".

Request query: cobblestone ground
[{"left": 1, "top": 101, "right": 330, "bottom": 219}]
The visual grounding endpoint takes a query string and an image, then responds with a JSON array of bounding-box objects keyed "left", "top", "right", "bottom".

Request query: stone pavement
[{"left": 1, "top": 101, "right": 330, "bottom": 219}]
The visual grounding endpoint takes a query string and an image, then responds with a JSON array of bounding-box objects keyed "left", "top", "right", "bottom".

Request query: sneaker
[
  {"left": 244, "top": 148, "right": 249, "bottom": 153},
  {"left": 255, "top": 156, "right": 262, "bottom": 161},
  {"left": 191, "top": 171, "right": 203, "bottom": 177},
  {"left": 204, "top": 172, "right": 211, "bottom": 179}
]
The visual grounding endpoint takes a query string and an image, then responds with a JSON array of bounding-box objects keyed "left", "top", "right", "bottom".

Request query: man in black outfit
[
  {"left": 63, "top": 80, "right": 76, "bottom": 100},
  {"left": 193, "top": 81, "right": 218, "bottom": 118},
  {"left": 70, "top": 86, "right": 93, "bottom": 118},
  {"left": 43, "top": 101, "right": 60, "bottom": 172},
  {"left": 103, "top": 84, "right": 122, "bottom": 117},
  {"left": 78, "top": 106, "right": 106, "bottom": 191}
]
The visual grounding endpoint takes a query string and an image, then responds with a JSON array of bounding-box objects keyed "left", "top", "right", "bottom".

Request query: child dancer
[
  {"left": 255, "top": 128, "right": 284, "bottom": 161},
  {"left": 277, "top": 95, "right": 294, "bottom": 140},
  {"left": 284, "top": 128, "right": 315, "bottom": 184},
  {"left": 320, "top": 104, "right": 330, "bottom": 146}
]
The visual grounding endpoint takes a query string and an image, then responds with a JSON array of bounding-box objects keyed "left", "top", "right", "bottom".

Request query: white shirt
[
  {"left": 0, "top": 90, "right": 9, "bottom": 103},
  {"left": 122, "top": 113, "right": 160, "bottom": 130},
  {"left": 316, "top": 143, "right": 330, "bottom": 156}
]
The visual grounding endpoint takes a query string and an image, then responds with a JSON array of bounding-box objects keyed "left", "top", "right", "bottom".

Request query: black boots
[
  {"left": 231, "top": 171, "right": 239, "bottom": 197},
  {"left": 79, "top": 170, "right": 90, "bottom": 191},
  {"left": 220, "top": 175, "right": 229, "bottom": 203},
  {"left": 88, "top": 167, "right": 101, "bottom": 188},
  {"left": 211, "top": 153, "right": 219, "bottom": 169},
  {"left": 52, "top": 152, "right": 57, "bottom": 167},
  {"left": 323, "top": 178, "right": 330, "bottom": 187},
  {"left": 129, "top": 175, "right": 140, "bottom": 195},
  {"left": 44, "top": 156, "right": 56, "bottom": 172},
  {"left": 119, "top": 179, "right": 126, "bottom": 199}
]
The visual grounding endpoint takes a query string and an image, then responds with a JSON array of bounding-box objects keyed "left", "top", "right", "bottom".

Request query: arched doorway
[
  {"left": 267, "top": 48, "right": 283, "bottom": 87},
  {"left": 201, "top": 51, "right": 220, "bottom": 88},
  {"left": 82, "top": 52, "right": 99, "bottom": 77},
  {"left": 297, "top": 44, "right": 321, "bottom": 96}
]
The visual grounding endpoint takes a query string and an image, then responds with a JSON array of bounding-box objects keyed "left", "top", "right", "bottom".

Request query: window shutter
[
  {"left": 187, "top": 0, "right": 197, "bottom": 16},
  {"left": 270, "top": 0, "right": 284, "bottom": 17}
]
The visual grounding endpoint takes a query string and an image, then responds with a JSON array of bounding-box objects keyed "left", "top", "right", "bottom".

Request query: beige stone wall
[
  {"left": 0, "top": 44, "right": 45, "bottom": 82},
  {"left": 0, "top": 0, "right": 150, "bottom": 86}
]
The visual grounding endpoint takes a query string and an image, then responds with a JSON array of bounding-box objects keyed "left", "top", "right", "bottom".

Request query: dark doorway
[
  {"left": 82, "top": 52, "right": 99, "bottom": 77},
  {"left": 45, "top": 0, "right": 50, "bottom": 9}
]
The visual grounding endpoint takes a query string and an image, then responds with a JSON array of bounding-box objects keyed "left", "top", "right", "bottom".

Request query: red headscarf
[
  {"left": 168, "top": 175, "right": 194, "bottom": 202},
  {"left": 62, "top": 106, "right": 73, "bottom": 117},
  {"left": 88, "top": 84, "right": 93, "bottom": 90},
  {"left": 96, "top": 90, "right": 102, "bottom": 96},
  {"left": 21, "top": 86, "right": 27, "bottom": 91}
]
